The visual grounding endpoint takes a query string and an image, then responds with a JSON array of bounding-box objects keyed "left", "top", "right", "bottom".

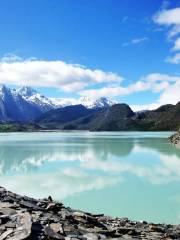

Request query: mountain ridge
[
  {"left": 0, "top": 85, "right": 179, "bottom": 131},
  {"left": 0, "top": 85, "right": 114, "bottom": 122},
  {"left": 36, "top": 102, "right": 180, "bottom": 131}
]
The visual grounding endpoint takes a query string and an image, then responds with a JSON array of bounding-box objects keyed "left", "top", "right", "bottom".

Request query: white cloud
[
  {"left": 50, "top": 97, "right": 79, "bottom": 107},
  {"left": 80, "top": 73, "right": 180, "bottom": 110},
  {"left": 80, "top": 73, "right": 180, "bottom": 96},
  {"left": 131, "top": 37, "right": 149, "bottom": 44},
  {"left": 0, "top": 53, "right": 22, "bottom": 63},
  {"left": 158, "top": 80, "right": 180, "bottom": 104},
  {"left": 143, "top": 73, "right": 180, "bottom": 82},
  {"left": 0, "top": 56, "right": 123, "bottom": 92},
  {"left": 130, "top": 103, "right": 161, "bottom": 112},
  {"left": 131, "top": 77, "right": 180, "bottom": 111},
  {"left": 122, "top": 37, "right": 149, "bottom": 47},
  {"left": 172, "top": 38, "right": 180, "bottom": 51},
  {"left": 153, "top": 7, "right": 180, "bottom": 63},
  {"left": 166, "top": 53, "right": 180, "bottom": 64},
  {"left": 153, "top": 7, "right": 180, "bottom": 26},
  {"left": 168, "top": 25, "right": 180, "bottom": 38},
  {"left": 0, "top": 54, "right": 179, "bottom": 111}
]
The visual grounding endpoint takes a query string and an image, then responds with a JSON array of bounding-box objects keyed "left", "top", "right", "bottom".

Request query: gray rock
[
  {"left": 83, "top": 233, "right": 99, "bottom": 240},
  {"left": 0, "top": 186, "right": 179, "bottom": 240},
  {"left": 0, "top": 229, "right": 13, "bottom": 240},
  {"left": 44, "top": 226, "right": 65, "bottom": 239}
]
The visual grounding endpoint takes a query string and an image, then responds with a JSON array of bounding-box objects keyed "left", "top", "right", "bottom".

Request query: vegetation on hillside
[{"left": 0, "top": 102, "right": 180, "bottom": 132}]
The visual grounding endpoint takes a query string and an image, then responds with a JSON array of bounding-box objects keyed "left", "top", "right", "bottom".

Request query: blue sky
[{"left": 0, "top": 0, "right": 180, "bottom": 110}]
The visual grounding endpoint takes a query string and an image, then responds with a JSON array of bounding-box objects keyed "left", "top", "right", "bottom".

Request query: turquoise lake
[{"left": 0, "top": 131, "right": 180, "bottom": 224}]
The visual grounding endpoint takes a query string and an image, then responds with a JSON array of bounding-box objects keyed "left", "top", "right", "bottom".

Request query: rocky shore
[
  {"left": 0, "top": 187, "right": 180, "bottom": 239},
  {"left": 170, "top": 130, "right": 180, "bottom": 146}
]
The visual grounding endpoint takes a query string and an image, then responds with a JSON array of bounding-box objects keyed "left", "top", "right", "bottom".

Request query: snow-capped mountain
[
  {"left": 17, "top": 86, "right": 55, "bottom": 112},
  {"left": 50, "top": 96, "right": 116, "bottom": 109},
  {"left": 0, "top": 85, "right": 115, "bottom": 122},
  {"left": 50, "top": 97, "right": 79, "bottom": 108},
  {"left": 0, "top": 85, "right": 53, "bottom": 122},
  {"left": 80, "top": 96, "right": 116, "bottom": 109}
]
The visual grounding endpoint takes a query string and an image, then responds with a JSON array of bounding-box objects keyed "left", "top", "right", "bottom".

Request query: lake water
[{"left": 0, "top": 131, "right": 180, "bottom": 224}]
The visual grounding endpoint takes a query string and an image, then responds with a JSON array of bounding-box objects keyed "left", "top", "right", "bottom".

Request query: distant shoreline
[{"left": 0, "top": 122, "right": 177, "bottom": 133}]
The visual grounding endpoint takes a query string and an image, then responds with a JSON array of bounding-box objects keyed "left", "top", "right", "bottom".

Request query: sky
[{"left": 0, "top": 0, "right": 180, "bottom": 110}]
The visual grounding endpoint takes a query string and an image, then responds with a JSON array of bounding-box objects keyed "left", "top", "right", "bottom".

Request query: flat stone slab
[{"left": 0, "top": 186, "right": 179, "bottom": 239}]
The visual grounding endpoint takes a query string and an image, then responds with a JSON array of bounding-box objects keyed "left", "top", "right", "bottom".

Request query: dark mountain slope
[
  {"left": 59, "top": 103, "right": 180, "bottom": 131},
  {"left": 33, "top": 102, "right": 180, "bottom": 131},
  {"left": 36, "top": 104, "right": 100, "bottom": 128},
  {"left": 135, "top": 102, "right": 180, "bottom": 131},
  {"left": 62, "top": 104, "right": 137, "bottom": 131}
]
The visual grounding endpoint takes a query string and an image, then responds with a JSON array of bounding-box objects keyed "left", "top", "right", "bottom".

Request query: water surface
[{"left": 0, "top": 131, "right": 180, "bottom": 224}]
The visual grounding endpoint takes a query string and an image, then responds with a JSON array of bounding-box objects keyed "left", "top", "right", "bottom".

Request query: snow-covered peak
[
  {"left": 50, "top": 96, "right": 116, "bottom": 109},
  {"left": 14, "top": 86, "right": 54, "bottom": 112},
  {"left": 0, "top": 85, "right": 116, "bottom": 119},
  {"left": 50, "top": 98, "right": 79, "bottom": 107},
  {"left": 28, "top": 93, "right": 54, "bottom": 106},
  {"left": 17, "top": 86, "right": 53, "bottom": 108},
  {"left": 18, "top": 86, "right": 37, "bottom": 97},
  {"left": 79, "top": 96, "right": 94, "bottom": 108},
  {"left": 79, "top": 96, "right": 115, "bottom": 109}
]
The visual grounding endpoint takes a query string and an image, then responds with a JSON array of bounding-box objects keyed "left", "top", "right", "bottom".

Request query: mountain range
[
  {"left": 0, "top": 85, "right": 114, "bottom": 122},
  {"left": 36, "top": 102, "right": 180, "bottom": 131},
  {"left": 0, "top": 85, "right": 179, "bottom": 131}
]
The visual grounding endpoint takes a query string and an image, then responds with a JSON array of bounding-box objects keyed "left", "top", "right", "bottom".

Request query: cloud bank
[
  {"left": 153, "top": 7, "right": 180, "bottom": 64},
  {"left": 80, "top": 73, "right": 180, "bottom": 110},
  {"left": 0, "top": 54, "right": 179, "bottom": 111},
  {"left": 0, "top": 55, "right": 123, "bottom": 92}
]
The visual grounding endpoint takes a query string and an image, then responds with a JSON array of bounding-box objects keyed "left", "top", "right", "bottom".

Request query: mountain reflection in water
[{"left": 0, "top": 131, "right": 179, "bottom": 224}]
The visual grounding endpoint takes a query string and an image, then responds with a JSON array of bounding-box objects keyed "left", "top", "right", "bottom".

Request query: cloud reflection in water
[{"left": 0, "top": 132, "right": 179, "bottom": 223}]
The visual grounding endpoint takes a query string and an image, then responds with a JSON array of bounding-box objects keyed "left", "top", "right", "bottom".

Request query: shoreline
[
  {"left": 0, "top": 187, "right": 180, "bottom": 239},
  {"left": 0, "top": 123, "right": 178, "bottom": 133},
  {"left": 0, "top": 129, "right": 176, "bottom": 133}
]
